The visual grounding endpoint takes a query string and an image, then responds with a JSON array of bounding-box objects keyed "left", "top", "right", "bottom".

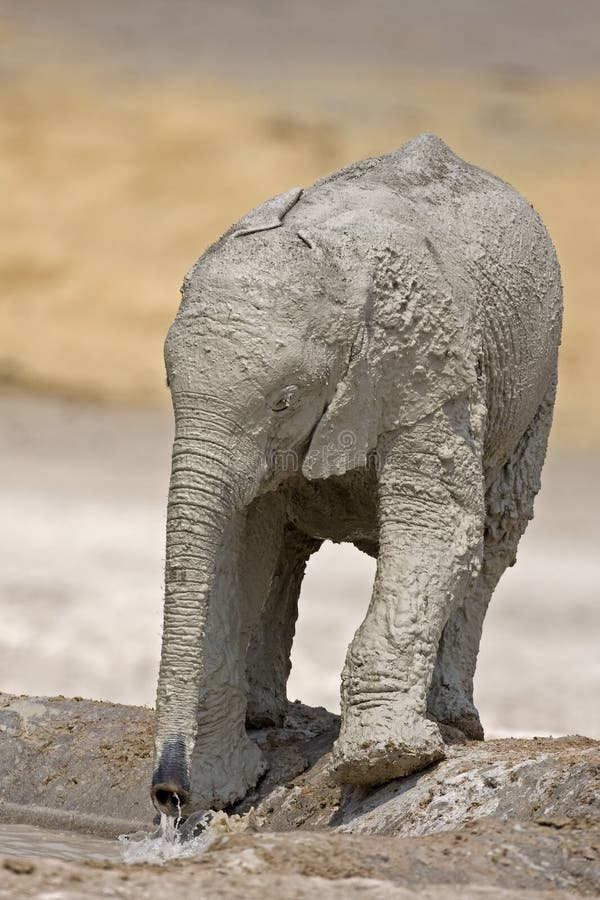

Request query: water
[
  {"left": 0, "top": 823, "right": 120, "bottom": 863},
  {"left": 0, "top": 811, "right": 251, "bottom": 866},
  {"left": 118, "top": 810, "right": 250, "bottom": 865},
  {"left": 118, "top": 813, "right": 214, "bottom": 865}
]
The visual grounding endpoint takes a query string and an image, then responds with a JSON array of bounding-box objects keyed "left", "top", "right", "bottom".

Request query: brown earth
[{"left": 1, "top": 694, "right": 598, "bottom": 898}]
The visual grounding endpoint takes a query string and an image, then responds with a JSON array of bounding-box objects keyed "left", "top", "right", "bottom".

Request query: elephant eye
[{"left": 271, "top": 385, "right": 297, "bottom": 413}]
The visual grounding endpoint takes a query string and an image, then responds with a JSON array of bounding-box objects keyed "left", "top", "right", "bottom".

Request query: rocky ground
[{"left": 0, "top": 694, "right": 598, "bottom": 898}]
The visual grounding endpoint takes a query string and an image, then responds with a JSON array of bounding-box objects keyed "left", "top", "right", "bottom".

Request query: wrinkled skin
[{"left": 151, "top": 134, "right": 562, "bottom": 817}]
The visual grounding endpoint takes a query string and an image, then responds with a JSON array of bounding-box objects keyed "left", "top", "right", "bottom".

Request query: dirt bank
[
  {"left": 2, "top": 694, "right": 598, "bottom": 836},
  {"left": 0, "top": 694, "right": 598, "bottom": 898}
]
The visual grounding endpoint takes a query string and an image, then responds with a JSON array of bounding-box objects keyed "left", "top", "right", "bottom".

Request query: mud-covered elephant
[{"left": 150, "top": 134, "right": 562, "bottom": 817}]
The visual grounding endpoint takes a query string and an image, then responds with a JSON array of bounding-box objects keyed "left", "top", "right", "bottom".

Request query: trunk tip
[{"left": 151, "top": 781, "right": 190, "bottom": 818}]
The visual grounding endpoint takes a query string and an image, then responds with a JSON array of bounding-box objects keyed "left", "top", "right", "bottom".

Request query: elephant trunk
[{"left": 151, "top": 407, "right": 254, "bottom": 817}]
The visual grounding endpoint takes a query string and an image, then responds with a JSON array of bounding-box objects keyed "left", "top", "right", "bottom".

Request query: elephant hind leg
[
  {"left": 428, "top": 382, "right": 556, "bottom": 739},
  {"left": 245, "top": 523, "right": 321, "bottom": 728}
]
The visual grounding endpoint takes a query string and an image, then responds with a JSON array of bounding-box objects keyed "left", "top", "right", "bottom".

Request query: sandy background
[{"left": 0, "top": 2, "right": 598, "bottom": 738}]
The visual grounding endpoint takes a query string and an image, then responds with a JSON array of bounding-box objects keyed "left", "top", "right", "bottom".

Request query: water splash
[{"left": 118, "top": 808, "right": 251, "bottom": 865}]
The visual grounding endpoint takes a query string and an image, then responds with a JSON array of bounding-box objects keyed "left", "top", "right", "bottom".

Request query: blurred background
[{"left": 1, "top": 1, "right": 598, "bottom": 738}]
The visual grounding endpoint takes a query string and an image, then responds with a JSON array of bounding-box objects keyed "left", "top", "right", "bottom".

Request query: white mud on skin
[{"left": 118, "top": 810, "right": 251, "bottom": 865}]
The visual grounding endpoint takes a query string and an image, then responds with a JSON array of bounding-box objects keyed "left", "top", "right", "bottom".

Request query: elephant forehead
[
  {"left": 165, "top": 317, "right": 322, "bottom": 387},
  {"left": 169, "top": 304, "right": 313, "bottom": 354},
  {"left": 173, "top": 264, "right": 338, "bottom": 356}
]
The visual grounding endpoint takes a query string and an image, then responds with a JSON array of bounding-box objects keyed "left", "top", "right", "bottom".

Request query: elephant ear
[
  {"left": 302, "top": 228, "right": 479, "bottom": 481},
  {"left": 230, "top": 187, "right": 303, "bottom": 238},
  {"left": 302, "top": 326, "right": 378, "bottom": 480}
]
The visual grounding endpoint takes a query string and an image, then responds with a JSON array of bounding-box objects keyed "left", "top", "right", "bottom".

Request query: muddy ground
[{"left": 0, "top": 694, "right": 599, "bottom": 898}]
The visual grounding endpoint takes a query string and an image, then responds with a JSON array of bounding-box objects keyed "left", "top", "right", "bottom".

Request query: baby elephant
[{"left": 150, "top": 134, "right": 562, "bottom": 818}]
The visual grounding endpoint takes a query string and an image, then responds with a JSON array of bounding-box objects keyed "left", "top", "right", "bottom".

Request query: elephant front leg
[
  {"left": 333, "top": 406, "right": 484, "bottom": 785},
  {"left": 246, "top": 523, "right": 321, "bottom": 728}
]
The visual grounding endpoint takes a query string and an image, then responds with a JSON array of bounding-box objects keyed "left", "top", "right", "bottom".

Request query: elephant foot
[
  {"left": 427, "top": 687, "right": 484, "bottom": 741},
  {"left": 332, "top": 708, "right": 446, "bottom": 786},
  {"left": 189, "top": 733, "right": 267, "bottom": 811}
]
